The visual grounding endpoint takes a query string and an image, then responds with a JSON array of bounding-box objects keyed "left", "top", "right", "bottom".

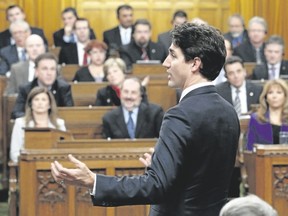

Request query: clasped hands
[{"left": 51, "top": 148, "right": 154, "bottom": 186}]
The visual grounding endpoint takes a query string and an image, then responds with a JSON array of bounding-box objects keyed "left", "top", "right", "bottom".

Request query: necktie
[
  {"left": 70, "top": 34, "right": 75, "bottom": 43},
  {"left": 141, "top": 48, "right": 149, "bottom": 60},
  {"left": 270, "top": 65, "right": 276, "bottom": 79},
  {"left": 255, "top": 48, "right": 262, "bottom": 64},
  {"left": 21, "top": 49, "right": 26, "bottom": 61},
  {"left": 127, "top": 111, "right": 135, "bottom": 139},
  {"left": 234, "top": 89, "right": 241, "bottom": 116},
  {"left": 83, "top": 51, "right": 88, "bottom": 66}
]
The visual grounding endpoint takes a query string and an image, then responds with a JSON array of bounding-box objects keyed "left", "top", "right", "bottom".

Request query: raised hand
[{"left": 139, "top": 147, "right": 154, "bottom": 167}]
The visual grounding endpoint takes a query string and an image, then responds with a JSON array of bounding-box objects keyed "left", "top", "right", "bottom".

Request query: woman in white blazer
[{"left": 10, "top": 86, "right": 66, "bottom": 162}]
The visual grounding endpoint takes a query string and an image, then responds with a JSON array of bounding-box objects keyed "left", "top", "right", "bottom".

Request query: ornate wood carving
[
  {"left": 273, "top": 165, "right": 288, "bottom": 200},
  {"left": 38, "top": 171, "right": 67, "bottom": 205}
]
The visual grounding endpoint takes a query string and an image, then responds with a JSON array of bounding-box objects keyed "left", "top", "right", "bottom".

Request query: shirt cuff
[{"left": 90, "top": 174, "right": 97, "bottom": 196}]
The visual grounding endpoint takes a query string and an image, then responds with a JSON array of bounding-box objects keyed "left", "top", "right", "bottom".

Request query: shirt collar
[{"left": 179, "top": 82, "right": 213, "bottom": 102}]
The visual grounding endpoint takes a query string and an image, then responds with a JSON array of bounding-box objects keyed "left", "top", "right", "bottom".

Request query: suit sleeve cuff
[{"left": 90, "top": 174, "right": 97, "bottom": 196}]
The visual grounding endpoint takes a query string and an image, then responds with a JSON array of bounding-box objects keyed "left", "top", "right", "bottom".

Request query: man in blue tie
[{"left": 102, "top": 77, "right": 164, "bottom": 139}]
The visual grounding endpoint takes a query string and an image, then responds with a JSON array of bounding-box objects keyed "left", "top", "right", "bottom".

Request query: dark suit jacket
[
  {"left": 223, "top": 30, "right": 249, "bottom": 48},
  {"left": 5, "top": 60, "right": 30, "bottom": 94},
  {"left": 59, "top": 44, "right": 79, "bottom": 65},
  {"left": 247, "top": 112, "right": 288, "bottom": 150},
  {"left": 119, "top": 40, "right": 166, "bottom": 71},
  {"left": 73, "top": 66, "right": 107, "bottom": 82},
  {"left": 216, "top": 80, "right": 263, "bottom": 112},
  {"left": 95, "top": 85, "right": 148, "bottom": 106},
  {"left": 157, "top": 31, "right": 171, "bottom": 56},
  {"left": 252, "top": 60, "right": 288, "bottom": 80},
  {"left": 233, "top": 41, "right": 265, "bottom": 63},
  {"left": 102, "top": 103, "right": 163, "bottom": 139},
  {"left": 0, "top": 27, "right": 48, "bottom": 48},
  {"left": 0, "top": 45, "right": 19, "bottom": 75},
  {"left": 53, "top": 28, "right": 96, "bottom": 47},
  {"left": 11, "top": 78, "right": 74, "bottom": 119},
  {"left": 92, "top": 85, "right": 240, "bottom": 216},
  {"left": 103, "top": 26, "right": 131, "bottom": 50}
]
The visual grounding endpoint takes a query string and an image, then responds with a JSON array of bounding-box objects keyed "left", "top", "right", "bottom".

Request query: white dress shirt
[
  {"left": 76, "top": 42, "right": 89, "bottom": 66},
  {"left": 179, "top": 82, "right": 213, "bottom": 102},
  {"left": 268, "top": 62, "right": 281, "bottom": 79},
  {"left": 122, "top": 107, "right": 139, "bottom": 126},
  {"left": 230, "top": 82, "right": 248, "bottom": 114},
  {"left": 28, "top": 61, "right": 35, "bottom": 82},
  {"left": 17, "top": 46, "right": 26, "bottom": 61},
  {"left": 119, "top": 25, "right": 132, "bottom": 45}
]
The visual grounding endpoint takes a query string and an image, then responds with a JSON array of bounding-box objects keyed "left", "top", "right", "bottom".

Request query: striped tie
[{"left": 234, "top": 89, "right": 241, "bottom": 116}]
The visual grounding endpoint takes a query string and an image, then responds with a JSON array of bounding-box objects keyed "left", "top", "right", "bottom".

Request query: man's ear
[{"left": 190, "top": 57, "right": 202, "bottom": 72}]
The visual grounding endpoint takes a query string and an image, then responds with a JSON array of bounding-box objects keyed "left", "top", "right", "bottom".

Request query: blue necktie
[{"left": 127, "top": 111, "right": 135, "bottom": 139}]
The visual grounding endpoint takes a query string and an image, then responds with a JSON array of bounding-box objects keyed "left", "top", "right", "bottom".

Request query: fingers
[
  {"left": 149, "top": 147, "right": 155, "bottom": 154},
  {"left": 68, "top": 154, "right": 83, "bottom": 168},
  {"left": 139, "top": 152, "right": 152, "bottom": 167}
]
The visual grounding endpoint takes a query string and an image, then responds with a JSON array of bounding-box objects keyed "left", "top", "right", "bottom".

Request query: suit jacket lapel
[
  {"left": 114, "top": 28, "right": 122, "bottom": 46},
  {"left": 116, "top": 107, "right": 130, "bottom": 137},
  {"left": 72, "top": 44, "right": 79, "bottom": 64},
  {"left": 135, "top": 103, "right": 147, "bottom": 137}
]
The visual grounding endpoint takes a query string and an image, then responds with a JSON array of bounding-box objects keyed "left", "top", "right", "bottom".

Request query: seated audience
[
  {"left": 73, "top": 40, "right": 107, "bottom": 82},
  {"left": 102, "top": 77, "right": 163, "bottom": 139},
  {"left": 95, "top": 57, "right": 148, "bottom": 106},
  {"left": 0, "top": 20, "right": 31, "bottom": 75},
  {"left": 119, "top": 19, "right": 166, "bottom": 72},
  {"left": 216, "top": 56, "right": 262, "bottom": 116},
  {"left": 53, "top": 7, "right": 96, "bottom": 47},
  {"left": 252, "top": 35, "right": 288, "bottom": 80},
  {"left": 157, "top": 10, "right": 188, "bottom": 56},
  {"left": 103, "top": 4, "right": 134, "bottom": 56},
  {"left": 59, "top": 18, "right": 91, "bottom": 65},
  {"left": 213, "top": 39, "right": 233, "bottom": 85},
  {"left": 219, "top": 194, "right": 278, "bottom": 216},
  {"left": 223, "top": 14, "right": 249, "bottom": 48},
  {"left": 12, "top": 53, "right": 74, "bottom": 119},
  {"left": 246, "top": 79, "right": 288, "bottom": 151},
  {"left": 0, "top": 4, "right": 47, "bottom": 48},
  {"left": 234, "top": 16, "right": 267, "bottom": 64},
  {"left": 5, "top": 34, "right": 46, "bottom": 94},
  {"left": 10, "top": 86, "right": 66, "bottom": 163}
]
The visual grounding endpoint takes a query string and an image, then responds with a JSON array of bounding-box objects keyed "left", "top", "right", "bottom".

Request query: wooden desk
[
  {"left": 19, "top": 130, "right": 156, "bottom": 216},
  {"left": 59, "top": 64, "right": 80, "bottom": 82},
  {"left": 244, "top": 62, "right": 257, "bottom": 78},
  {"left": 244, "top": 145, "right": 288, "bottom": 216}
]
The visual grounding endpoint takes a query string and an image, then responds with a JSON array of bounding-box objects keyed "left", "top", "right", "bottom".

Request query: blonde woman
[
  {"left": 246, "top": 79, "right": 288, "bottom": 150},
  {"left": 10, "top": 87, "right": 66, "bottom": 162}
]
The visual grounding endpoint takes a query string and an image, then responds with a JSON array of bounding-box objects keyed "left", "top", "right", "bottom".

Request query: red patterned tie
[
  {"left": 83, "top": 52, "right": 88, "bottom": 66},
  {"left": 141, "top": 48, "right": 149, "bottom": 60}
]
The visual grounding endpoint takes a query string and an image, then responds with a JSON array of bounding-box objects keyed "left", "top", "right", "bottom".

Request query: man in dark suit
[
  {"left": 120, "top": 19, "right": 166, "bottom": 72},
  {"left": 59, "top": 18, "right": 91, "bottom": 65},
  {"left": 5, "top": 34, "right": 46, "bottom": 95},
  {"left": 12, "top": 52, "right": 74, "bottom": 119},
  {"left": 158, "top": 10, "right": 187, "bottom": 56},
  {"left": 102, "top": 77, "right": 163, "bottom": 139},
  {"left": 0, "top": 20, "right": 31, "bottom": 75},
  {"left": 103, "top": 4, "right": 133, "bottom": 56},
  {"left": 223, "top": 14, "right": 249, "bottom": 49},
  {"left": 216, "top": 56, "right": 262, "bottom": 115},
  {"left": 0, "top": 5, "right": 47, "bottom": 48},
  {"left": 53, "top": 7, "right": 96, "bottom": 48},
  {"left": 252, "top": 35, "right": 288, "bottom": 80},
  {"left": 52, "top": 23, "right": 240, "bottom": 216},
  {"left": 233, "top": 16, "right": 267, "bottom": 64}
]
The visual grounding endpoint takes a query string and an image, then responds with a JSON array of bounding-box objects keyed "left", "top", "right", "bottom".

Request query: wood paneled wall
[{"left": 0, "top": 0, "right": 229, "bottom": 46}]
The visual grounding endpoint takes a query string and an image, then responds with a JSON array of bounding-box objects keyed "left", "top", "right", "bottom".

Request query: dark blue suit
[{"left": 92, "top": 85, "right": 240, "bottom": 216}]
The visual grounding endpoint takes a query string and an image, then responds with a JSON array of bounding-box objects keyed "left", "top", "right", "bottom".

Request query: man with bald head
[
  {"left": 5, "top": 34, "right": 46, "bottom": 94},
  {"left": 0, "top": 20, "right": 31, "bottom": 75}
]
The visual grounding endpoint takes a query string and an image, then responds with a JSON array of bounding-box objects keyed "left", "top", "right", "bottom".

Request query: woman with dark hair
[
  {"left": 246, "top": 79, "right": 288, "bottom": 151},
  {"left": 10, "top": 87, "right": 66, "bottom": 162},
  {"left": 73, "top": 40, "right": 108, "bottom": 82}
]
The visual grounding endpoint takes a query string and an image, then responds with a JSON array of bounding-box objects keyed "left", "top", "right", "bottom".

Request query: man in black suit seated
[
  {"left": 11, "top": 52, "right": 74, "bottom": 119},
  {"left": 0, "top": 5, "right": 47, "bottom": 48},
  {"left": 233, "top": 16, "right": 267, "bottom": 64},
  {"left": 59, "top": 18, "right": 91, "bottom": 65},
  {"left": 216, "top": 56, "right": 262, "bottom": 116},
  {"left": 158, "top": 10, "right": 188, "bottom": 56},
  {"left": 223, "top": 14, "right": 249, "bottom": 49},
  {"left": 102, "top": 77, "right": 163, "bottom": 139},
  {"left": 103, "top": 4, "right": 133, "bottom": 56},
  {"left": 0, "top": 20, "right": 31, "bottom": 75},
  {"left": 53, "top": 7, "right": 96, "bottom": 48},
  {"left": 51, "top": 23, "right": 240, "bottom": 216},
  {"left": 252, "top": 35, "right": 288, "bottom": 80},
  {"left": 120, "top": 19, "right": 166, "bottom": 72}
]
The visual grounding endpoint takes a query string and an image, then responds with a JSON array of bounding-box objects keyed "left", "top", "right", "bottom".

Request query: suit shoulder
[
  {"left": 104, "top": 26, "right": 118, "bottom": 34},
  {"left": 56, "top": 78, "right": 70, "bottom": 87}
]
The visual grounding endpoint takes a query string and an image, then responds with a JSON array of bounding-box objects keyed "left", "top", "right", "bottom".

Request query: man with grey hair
[
  {"left": 219, "top": 194, "right": 278, "bottom": 216},
  {"left": 224, "top": 14, "right": 249, "bottom": 48},
  {"left": 0, "top": 4, "right": 47, "bottom": 48},
  {"left": 0, "top": 20, "right": 31, "bottom": 75},
  {"left": 234, "top": 16, "right": 267, "bottom": 64},
  {"left": 5, "top": 34, "right": 46, "bottom": 94},
  {"left": 252, "top": 35, "right": 288, "bottom": 80}
]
